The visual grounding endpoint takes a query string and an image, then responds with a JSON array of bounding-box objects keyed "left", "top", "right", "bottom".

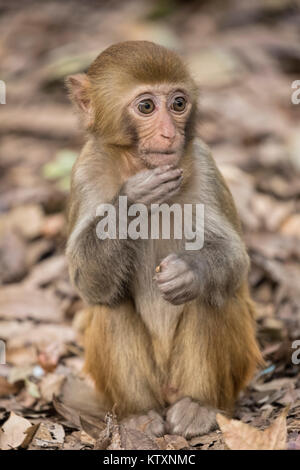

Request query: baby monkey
[{"left": 66, "top": 41, "right": 262, "bottom": 438}]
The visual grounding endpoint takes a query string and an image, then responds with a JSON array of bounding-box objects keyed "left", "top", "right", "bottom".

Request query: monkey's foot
[
  {"left": 166, "top": 397, "right": 217, "bottom": 439},
  {"left": 121, "top": 410, "right": 165, "bottom": 438}
]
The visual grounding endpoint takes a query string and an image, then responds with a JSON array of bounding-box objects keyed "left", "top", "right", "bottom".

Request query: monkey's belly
[
  {"left": 136, "top": 291, "right": 184, "bottom": 405},
  {"left": 134, "top": 239, "right": 185, "bottom": 334},
  {"left": 135, "top": 287, "right": 183, "bottom": 337},
  {"left": 133, "top": 272, "right": 184, "bottom": 393}
]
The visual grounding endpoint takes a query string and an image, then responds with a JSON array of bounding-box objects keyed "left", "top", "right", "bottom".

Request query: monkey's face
[{"left": 127, "top": 84, "right": 193, "bottom": 168}]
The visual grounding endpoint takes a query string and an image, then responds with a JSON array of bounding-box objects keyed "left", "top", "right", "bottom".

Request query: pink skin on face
[{"left": 128, "top": 85, "right": 191, "bottom": 168}]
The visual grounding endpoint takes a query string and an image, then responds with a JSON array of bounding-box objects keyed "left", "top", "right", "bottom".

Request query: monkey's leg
[
  {"left": 84, "top": 301, "right": 165, "bottom": 436},
  {"left": 166, "top": 285, "right": 262, "bottom": 438},
  {"left": 166, "top": 397, "right": 217, "bottom": 438}
]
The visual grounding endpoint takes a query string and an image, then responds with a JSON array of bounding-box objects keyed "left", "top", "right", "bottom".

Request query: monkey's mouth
[
  {"left": 144, "top": 150, "right": 176, "bottom": 156},
  {"left": 142, "top": 150, "right": 180, "bottom": 168}
]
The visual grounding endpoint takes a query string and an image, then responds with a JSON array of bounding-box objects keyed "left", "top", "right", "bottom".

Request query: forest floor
[{"left": 0, "top": 0, "right": 299, "bottom": 450}]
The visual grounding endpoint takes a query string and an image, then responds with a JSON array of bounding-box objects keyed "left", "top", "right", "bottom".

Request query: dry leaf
[
  {"left": 7, "top": 323, "right": 76, "bottom": 349},
  {"left": 30, "top": 422, "right": 65, "bottom": 449},
  {"left": 288, "top": 433, "right": 300, "bottom": 450},
  {"left": 119, "top": 425, "right": 159, "bottom": 450},
  {"left": 0, "top": 228, "right": 27, "bottom": 283},
  {"left": 53, "top": 395, "right": 81, "bottom": 428},
  {"left": 105, "top": 424, "right": 159, "bottom": 451},
  {"left": 38, "top": 342, "right": 66, "bottom": 372},
  {"left": 281, "top": 214, "right": 300, "bottom": 239},
  {"left": 156, "top": 434, "right": 190, "bottom": 450},
  {"left": 79, "top": 430, "right": 95, "bottom": 446},
  {"left": 0, "top": 376, "right": 23, "bottom": 397},
  {"left": 0, "top": 284, "right": 63, "bottom": 322},
  {"left": 40, "top": 372, "right": 65, "bottom": 402},
  {"left": 217, "top": 409, "right": 288, "bottom": 450},
  {"left": 6, "top": 345, "right": 37, "bottom": 366},
  {"left": 41, "top": 213, "right": 65, "bottom": 238},
  {"left": 189, "top": 430, "right": 221, "bottom": 449},
  {"left": 25, "top": 255, "right": 67, "bottom": 288},
  {"left": 80, "top": 415, "right": 106, "bottom": 439},
  {"left": 0, "top": 204, "right": 44, "bottom": 240},
  {"left": 0, "top": 411, "right": 32, "bottom": 450}
]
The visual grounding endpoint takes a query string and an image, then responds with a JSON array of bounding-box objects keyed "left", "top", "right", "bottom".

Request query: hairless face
[{"left": 127, "top": 84, "right": 192, "bottom": 168}]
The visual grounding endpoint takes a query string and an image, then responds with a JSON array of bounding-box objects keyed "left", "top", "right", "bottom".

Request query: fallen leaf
[
  {"left": 40, "top": 372, "right": 65, "bottom": 402},
  {"left": 80, "top": 415, "right": 106, "bottom": 439},
  {"left": 0, "top": 228, "right": 27, "bottom": 283},
  {"left": 6, "top": 345, "right": 37, "bottom": 366},
  {"left": 25, "top": 378, "right": 41, "bottom": 399},
  {"left": 281, "top": 214, "right": 300, "bottom": 239},
  {"left": 38, "top": 342, "right": 66, "bottom": 372},
  {"left": 43, "top": 150, "right": 77, "bottom": 180},
  {"left": 288, "top": 433, "right": 300, "bottom": 450},
  {"left": 25, "top": 255, "right": 67, "bottom": 288},
  {"left": 63, "top": 431, "right": 85, "bottom": 450},
  {"left": 0, "top": 284, "right": 63, "bottom": 322},
  {"left": 156, "top": 434, "right": 190, "bottom": 450},
  {"left": 0, "top": 376, "right": 23, "bottom": 397},
  {"left": 0, "top": 204, "right": 44, "bottom": 240},
  {"left": 118, "top": 425, "right": 159, "bottom": 450},
  {"left": 79, "top": 430, "right": 95, "bottom": 446},
  {"left": 216, "top": 408, "right": 288, "bottom": 450},
  {"left": 7, "top": 323, "right": 76, "bottom": 348},
  {"left": 189, "top": 430, "right": 221, "bottom": 449},
  {"left": 30, "top": 422, "right": 65, "bottom": 449},
  {"left": 41, "top": 213, "right": 65, "bottom": 238},
  {"left": 0, "top": 411, "right": 32, "bottom": 450},
  {"left": 53, "top": 395, "right": 81, "bottom": 429}
]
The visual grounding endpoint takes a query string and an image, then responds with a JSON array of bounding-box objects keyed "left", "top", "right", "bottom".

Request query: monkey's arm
[{"left": 67, "top": 196, "right": 138, "bottom": 306}]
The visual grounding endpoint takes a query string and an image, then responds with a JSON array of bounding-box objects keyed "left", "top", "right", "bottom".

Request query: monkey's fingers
[
  {"left": 158, "top": 273, "right": 190, "bottom": 294},
  {"left": 160, "top": 253, "right": 178, "bottom": 267},
  {"left": 161, "top": 282, "right": 197, "bottom": 305},
  {"left": 155, "top": 176, "right": 183, "bottom": 202},
  {"left": 156, "top": 263, "right": 188, "bottom": 283},
  {"left": 154, "top": 164, "right": 174, "bottom": 174},
  {"left": 155, "top": 167, "right": 183, "bottom": 186},
  {"left": 156, "top": 186, "right": 182, "bottom": 204}
]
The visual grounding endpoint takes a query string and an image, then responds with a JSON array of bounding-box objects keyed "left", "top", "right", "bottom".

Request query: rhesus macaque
[{"left": 66, "top": 41, "right": 262, "bottom": 438}]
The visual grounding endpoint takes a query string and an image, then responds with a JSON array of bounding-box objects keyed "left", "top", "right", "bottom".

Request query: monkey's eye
[
  {"left": 171, "top": 96, "right": 186, "bottom": 113},
  {"left": 137, "top": 99, "right": 155, "bottom": 115}
]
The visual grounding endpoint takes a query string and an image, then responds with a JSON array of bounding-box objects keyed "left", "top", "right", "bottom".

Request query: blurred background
[{"left": 0, "top": 0, "right": 299, "bottom": 450}]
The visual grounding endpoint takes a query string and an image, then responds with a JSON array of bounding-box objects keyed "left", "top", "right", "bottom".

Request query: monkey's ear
[{"left": 65, "top": 74, "right": 91, "bottom": 114}]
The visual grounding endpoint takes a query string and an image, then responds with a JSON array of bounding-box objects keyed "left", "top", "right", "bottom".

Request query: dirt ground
[{"left": 0, "top": 0, "right": 299, "bottom": 450}]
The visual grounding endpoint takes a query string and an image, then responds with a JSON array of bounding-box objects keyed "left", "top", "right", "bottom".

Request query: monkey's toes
[
  {"left": 122, "top": 409, "right": 165, "bottom": 438},
  {"left": 166, "top": 397, "right": 217, "bottom": 439}
]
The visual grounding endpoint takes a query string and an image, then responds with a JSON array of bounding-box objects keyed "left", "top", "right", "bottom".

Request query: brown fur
[{"left": 84, "top": 284, "right": 261, "bottom": 418}]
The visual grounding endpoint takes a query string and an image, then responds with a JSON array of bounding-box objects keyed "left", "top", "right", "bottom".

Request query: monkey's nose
[
  {"left": 159, "top": 114, "right": 176, "bottom": 141},
  {"left": 160, "top": 132, "right": 176, "bottom": 145}
]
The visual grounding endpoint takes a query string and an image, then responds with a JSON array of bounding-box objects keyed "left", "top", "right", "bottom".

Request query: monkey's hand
[
  {"left": 122, "top": 165, "right": 183, "bottom": 206},
  {"left": 155, "top": 253, "right": 200, "bottom": 305}
]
